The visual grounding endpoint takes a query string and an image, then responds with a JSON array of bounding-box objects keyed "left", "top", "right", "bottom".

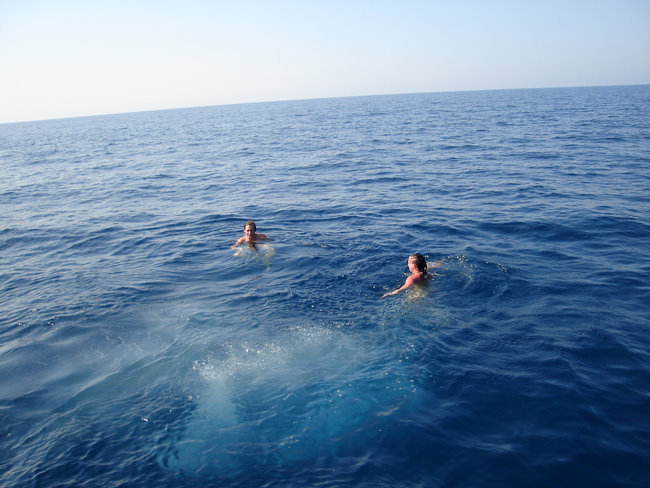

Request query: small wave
[{"left": 479, "top": 220, "right": 591, "bottom": 242}]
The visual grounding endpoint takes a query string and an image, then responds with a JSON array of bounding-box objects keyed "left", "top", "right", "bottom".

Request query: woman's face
[{"left": 408, "top": 256, "right": 418, "bottom": 272}]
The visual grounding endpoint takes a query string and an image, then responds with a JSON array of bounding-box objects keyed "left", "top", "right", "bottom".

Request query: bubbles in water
[{"left": 160, "top": 324, "right": 421, "bottom": 477}]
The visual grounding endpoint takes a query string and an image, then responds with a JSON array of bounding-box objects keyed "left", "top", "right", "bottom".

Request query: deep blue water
[{"left": 1, "top": 86, "right": 649, "bottom": 487}]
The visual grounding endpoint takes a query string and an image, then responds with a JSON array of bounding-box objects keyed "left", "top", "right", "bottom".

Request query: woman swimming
[{"left": 381, "top": 253, "right": 432, "bottom": 299}]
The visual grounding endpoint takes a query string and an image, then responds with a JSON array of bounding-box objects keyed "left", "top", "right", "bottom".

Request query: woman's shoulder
[{"left": 408, "top": 272, "right": 425, "bottom": 284}]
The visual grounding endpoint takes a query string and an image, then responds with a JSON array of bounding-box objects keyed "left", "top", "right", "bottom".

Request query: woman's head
[{"left": 408, "top": 253, "right": 427, "bottom": 274}]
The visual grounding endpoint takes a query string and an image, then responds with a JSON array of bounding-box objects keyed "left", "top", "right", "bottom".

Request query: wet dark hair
[
  {"left": 244, "top": 221, "right": 256, "bottom": 230},
  {"left": 410, "top": 253, "right": 427, "bottom": 274}
]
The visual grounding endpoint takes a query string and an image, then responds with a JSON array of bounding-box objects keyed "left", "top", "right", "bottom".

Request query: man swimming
[
  {"left": 381, "top": 253, "right": 438, "bottom": 298},
  {"left": 231, "top": 221, "right": 270, "bottom": 248}
]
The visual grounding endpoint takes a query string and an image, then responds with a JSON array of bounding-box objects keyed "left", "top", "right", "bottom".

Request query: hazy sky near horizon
[{"left": 1, "top": 0, "right": 649, "bottom": 123}]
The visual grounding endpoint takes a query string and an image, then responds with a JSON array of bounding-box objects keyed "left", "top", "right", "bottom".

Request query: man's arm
[{"left": 231, "top": 236, "right": 246, "bottom": 248}]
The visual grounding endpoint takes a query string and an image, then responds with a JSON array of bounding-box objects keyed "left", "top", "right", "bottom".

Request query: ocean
[{"left": 1, "top": 85, "right": 649, "bottom": 487}]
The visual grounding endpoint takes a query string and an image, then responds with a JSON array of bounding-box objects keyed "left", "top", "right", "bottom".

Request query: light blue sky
[{"left": 1, "top": 0, "right": 649, "bottom": 123}]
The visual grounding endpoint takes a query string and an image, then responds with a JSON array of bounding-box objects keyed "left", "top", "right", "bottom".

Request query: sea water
[{"left": 1, "top": 86, "right": 649, "bottom": 487}]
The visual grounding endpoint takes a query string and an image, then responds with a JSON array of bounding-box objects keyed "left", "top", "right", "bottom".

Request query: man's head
[{"left": 244, "top": 221, "right": 257, "bottom": 238}]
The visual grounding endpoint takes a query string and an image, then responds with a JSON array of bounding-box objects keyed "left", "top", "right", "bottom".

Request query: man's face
[{"left": 244, "top": 225, "right": 255, "bottom": 238}]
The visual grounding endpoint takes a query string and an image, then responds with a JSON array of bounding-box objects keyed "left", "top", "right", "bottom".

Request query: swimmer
[
  {"left": 231, "top": 221, "right": 270, "bottom": 248},
  {"left": 381, "top": 253, "right": 439, "bottom": 299}
]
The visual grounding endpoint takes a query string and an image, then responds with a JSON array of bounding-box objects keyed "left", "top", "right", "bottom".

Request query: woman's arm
[{"left": 380, "top": 275, "right": 417, "bottom": 299}]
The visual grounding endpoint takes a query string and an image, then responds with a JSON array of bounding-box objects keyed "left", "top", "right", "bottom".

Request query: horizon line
[{"left": 2, "top": 82, "right": 648, "bottom": 126}]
